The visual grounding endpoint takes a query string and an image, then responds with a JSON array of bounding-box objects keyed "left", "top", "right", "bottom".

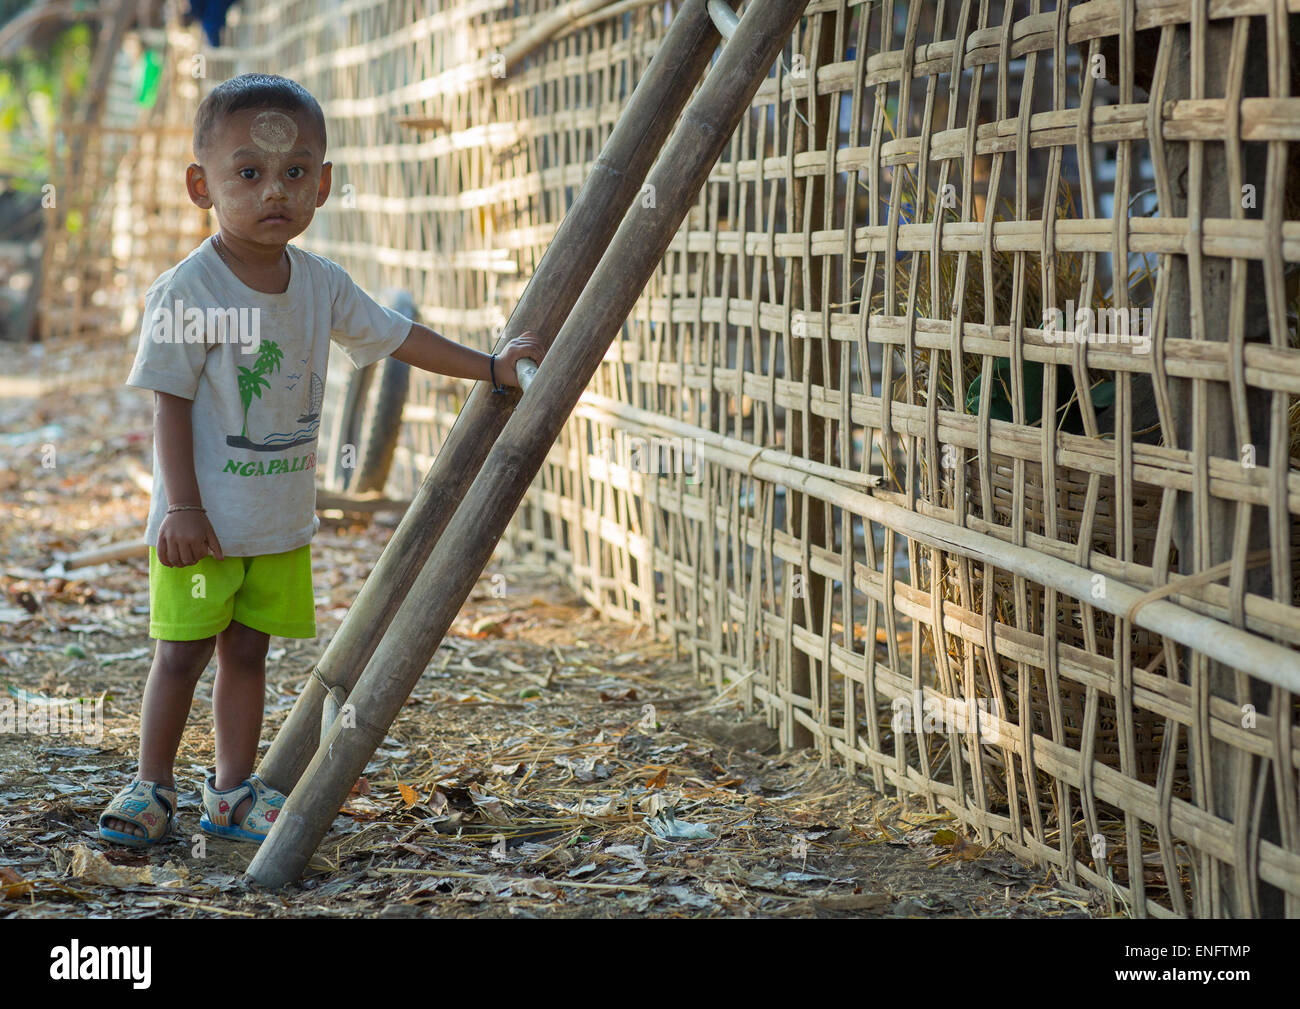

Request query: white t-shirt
[{"left": 126, "top": 239, "right": 412, "bottom": 556}]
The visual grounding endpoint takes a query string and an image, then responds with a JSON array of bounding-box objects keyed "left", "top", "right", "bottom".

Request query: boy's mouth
[{"left": 259, "top": 213, "right": 292, "bottom": 225}]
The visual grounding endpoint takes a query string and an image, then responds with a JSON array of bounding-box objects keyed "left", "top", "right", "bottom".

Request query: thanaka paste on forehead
[{"left": 249, "top": 110, "right": 298, "bottom": 153}]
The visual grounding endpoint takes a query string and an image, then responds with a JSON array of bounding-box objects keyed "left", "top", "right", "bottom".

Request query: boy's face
[{"left": 187, "top": 107, "right": 331, "bottom": 247}]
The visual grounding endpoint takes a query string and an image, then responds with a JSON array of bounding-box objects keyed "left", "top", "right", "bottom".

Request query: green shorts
[{"left": 148, "top": 543, "right": 317, "bottom": 641}]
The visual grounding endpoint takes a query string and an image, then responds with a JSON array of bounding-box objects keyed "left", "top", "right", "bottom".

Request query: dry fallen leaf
[
  {"left": 398, "top": 782, "right": 419, "bottom": 808},
  {"left": 505, "top": 877, "right": 559, "bottom": 899},
  {"left": 471, "top": 617, "right": 504, "bottom": 638},
  {"left": 68, "top": 845, "right": 189, "bottom": 888},
  {"left": 645, "top": 767, "right": 669, "bottom": 789},
  {"left": 469, "top": 790, "right": 510, "bottom": 824},
  {"left": 0, "top": 866, "right": 32, "bottom": 899},
  {"left": 927, "top": 829, "right": 985, "bottom": 865}
]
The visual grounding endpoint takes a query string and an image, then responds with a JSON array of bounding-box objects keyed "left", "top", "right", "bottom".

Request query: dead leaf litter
[{"left": 0, "top": 368, "right": 1102, "bottom": 918}]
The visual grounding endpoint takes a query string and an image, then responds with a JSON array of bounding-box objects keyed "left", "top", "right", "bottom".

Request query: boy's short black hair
[{"left": 193, "top": 73, "right": 327, "bottom": 157}]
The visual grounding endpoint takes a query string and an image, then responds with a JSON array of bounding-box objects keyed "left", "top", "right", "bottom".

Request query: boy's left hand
[{"left": 494, "top": 330, "right": 545, "bottom": 388}]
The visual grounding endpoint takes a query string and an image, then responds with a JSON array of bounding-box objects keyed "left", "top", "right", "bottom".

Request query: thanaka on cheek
[{"left": 216, "top": 179, "right": 258, "bottom": 216}]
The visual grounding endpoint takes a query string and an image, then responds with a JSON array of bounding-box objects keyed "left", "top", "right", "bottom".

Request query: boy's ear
[
  {"left": 186, "top": 164, "right": 213, "bottom": 210},
  {"left": 315, "top": 161, "right": 332, "bottom": 208}
]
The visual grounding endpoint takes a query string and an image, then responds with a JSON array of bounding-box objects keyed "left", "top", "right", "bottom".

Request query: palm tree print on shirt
[{"left": 236, "top": 339, "right": 284, "bottom": 438}]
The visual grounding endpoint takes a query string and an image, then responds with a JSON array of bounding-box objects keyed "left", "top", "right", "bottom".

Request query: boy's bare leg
[
  {"left": 213, "top": 619, "right": 270, "bottom": 824},
  {"left": 104, "top": 637, "right": 215, "bottom": 837}
]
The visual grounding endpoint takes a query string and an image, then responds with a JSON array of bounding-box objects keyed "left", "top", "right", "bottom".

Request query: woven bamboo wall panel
[
  {"left": 210, "top": 0, "right": 1299, "bottom": 917},
  {"left": 38, "top": 26, "right": 211, "bottom": 384}
]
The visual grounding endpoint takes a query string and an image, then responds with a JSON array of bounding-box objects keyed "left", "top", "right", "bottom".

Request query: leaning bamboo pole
[
  {"left": 246, "top": 0, "right": 812, "bottom": 888},
  {"left": 255, "top": 0, "right": 732, "bottom": 797}
]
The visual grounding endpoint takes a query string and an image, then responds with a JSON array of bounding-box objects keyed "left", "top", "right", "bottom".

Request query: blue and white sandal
[
  {"left": 99, "top": 780, "right": 178, "bottom": 848},
  {"left": 199, "top": 773, "right": 286, "bottom": 844}
]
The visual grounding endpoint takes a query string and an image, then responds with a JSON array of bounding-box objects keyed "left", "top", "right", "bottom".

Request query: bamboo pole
[
  {"left": 247, "top": 0, "right": 812, "bottom": 888},
  {"left": 66, "top": 0, "right": 131, "bottom": 188},
  {"left": 1163, "top": 21, "right": 1280, "bottom": 918},
  {"left": 254, "top": 0, "right": 730, "bottom": 797},
  {"left": 785, "top": 12, "right": 838, "bottom": 751}
]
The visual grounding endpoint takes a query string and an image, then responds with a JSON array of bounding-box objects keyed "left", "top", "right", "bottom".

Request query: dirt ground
[{"left": 0, "top": 366, "right": 1105, "bottom": 918}]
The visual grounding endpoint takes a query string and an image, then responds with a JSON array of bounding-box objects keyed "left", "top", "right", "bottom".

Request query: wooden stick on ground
[{"left": 63, "top": 540, "right": 149, "bottom": 569}]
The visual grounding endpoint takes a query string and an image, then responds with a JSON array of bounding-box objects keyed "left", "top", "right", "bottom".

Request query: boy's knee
[
  {"left": 155, "top": 638, "right": 215, "bottom": 680},
  {"left": 219, "top": 622, "right": 270, "bottom": 669}
]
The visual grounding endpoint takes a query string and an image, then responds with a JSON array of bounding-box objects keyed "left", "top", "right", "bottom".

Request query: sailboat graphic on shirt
[
  {"left": 226, "top": 341, "right": 322, "bottom": 452},
  {"left": 297, "top": 372, "right": 324, "bottom": 423}
]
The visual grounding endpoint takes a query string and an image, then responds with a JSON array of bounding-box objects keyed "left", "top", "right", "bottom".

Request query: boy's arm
[
  {"left": 155, "top": 392, "right": 202, "bottom": 506},
  {"left": 390, "top": 323, "right": 543, "bottom": 388},
  {"left": 154, "top": 392, "right": 224, "bottom": 567}
]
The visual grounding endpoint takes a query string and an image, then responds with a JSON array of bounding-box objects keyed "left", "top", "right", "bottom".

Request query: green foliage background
[{"left": 0, "top": 6, "right": 92, "bottom": 194}]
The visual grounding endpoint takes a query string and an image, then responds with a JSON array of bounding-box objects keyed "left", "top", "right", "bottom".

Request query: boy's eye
[
  {"left": 239, "top": 168, "right": 258, "bottom": 180},
  {"left": 286, "top": 166, "right": 305, "bottom": 179}
]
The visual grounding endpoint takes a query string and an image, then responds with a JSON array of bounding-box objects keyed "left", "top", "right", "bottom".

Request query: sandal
[
  {"left": 99, "top": 780, "right": 177, "bottom": 848},
  {"left": 199, "top": 773, "right": 286, "bottom": 844}
]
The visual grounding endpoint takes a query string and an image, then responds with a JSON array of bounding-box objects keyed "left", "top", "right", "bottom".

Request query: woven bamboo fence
[
  {"left": 38, "top": 0, "right": 1300, "bottom": 916},
  {"left": 37, "top": 21, "right": 210, "bottom": 385}
]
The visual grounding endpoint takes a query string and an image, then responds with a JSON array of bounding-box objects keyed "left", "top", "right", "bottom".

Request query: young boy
[{"left": 100, "top": 73, "right": 542, "bottom": 846}]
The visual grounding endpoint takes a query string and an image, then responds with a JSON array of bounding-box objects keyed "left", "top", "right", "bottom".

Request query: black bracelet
[{"left": 489, "top": 352, "right": 507, "bottom": 394}]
